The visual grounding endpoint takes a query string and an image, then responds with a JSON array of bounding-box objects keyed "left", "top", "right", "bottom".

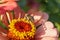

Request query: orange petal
[{"left": 14, "top": 6, "right": 25, "bottom": 19}]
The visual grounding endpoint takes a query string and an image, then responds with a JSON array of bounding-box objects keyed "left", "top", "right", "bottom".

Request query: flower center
[
  {"left": 8, "top": 18, "right": 36, "bottom": 40},
  {"left": 14, "top": 21, "right": 32, "bottom": 32}
]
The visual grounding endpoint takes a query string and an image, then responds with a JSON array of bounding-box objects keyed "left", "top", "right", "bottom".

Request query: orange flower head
[{"left": 7, "top": 18, "right": 36, "bottom": 40}]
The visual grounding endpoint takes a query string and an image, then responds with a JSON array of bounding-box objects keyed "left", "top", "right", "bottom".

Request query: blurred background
[{"left": 17, "top": 0, "right": 60, "bottom": 40}]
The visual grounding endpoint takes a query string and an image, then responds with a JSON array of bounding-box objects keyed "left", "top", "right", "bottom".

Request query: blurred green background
[{"left": 17, "top": 0, "right": 60, "bottom": 40}]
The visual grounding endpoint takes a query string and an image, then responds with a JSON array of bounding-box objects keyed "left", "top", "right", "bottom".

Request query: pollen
[{"left": 7, "top": 18, "right": 36, "bottom": 40}]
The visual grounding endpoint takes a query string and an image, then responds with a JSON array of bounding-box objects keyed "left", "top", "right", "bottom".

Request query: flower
[{"left": 0, "top": 7, "right": 59, "bottom": 40}]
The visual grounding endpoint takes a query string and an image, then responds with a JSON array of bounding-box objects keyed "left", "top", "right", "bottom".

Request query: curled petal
[
  {"left": 41, "top": 21, "right": 59, "bottom": 37},
  {"left": 41, "top": 28, "right": 58, "bottom": 37},
  {"left": 35, "top": 21, "right": 59, "bottom": 39},
  {"left": 0, "top": 2, "right": 17, "bottom": 10},
  {"left": 44, "top": 21, "right": 54, "bottom": 29}
]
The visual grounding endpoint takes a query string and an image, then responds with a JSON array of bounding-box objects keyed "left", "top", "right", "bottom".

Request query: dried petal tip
[{"left": 7, "top": 18, "right": 36, "bottom": 40}]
